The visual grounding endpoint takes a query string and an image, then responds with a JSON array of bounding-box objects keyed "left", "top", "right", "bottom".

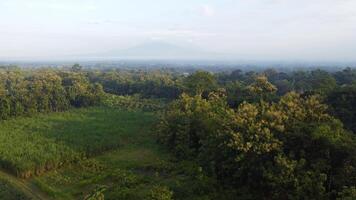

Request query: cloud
[{"left": 200, "top": 4, "right": 216, "bottom": 17}]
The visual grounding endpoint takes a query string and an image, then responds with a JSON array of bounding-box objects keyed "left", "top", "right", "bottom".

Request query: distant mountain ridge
[{"left": 88, "top": 41, "right": 220, "bottom": 59}]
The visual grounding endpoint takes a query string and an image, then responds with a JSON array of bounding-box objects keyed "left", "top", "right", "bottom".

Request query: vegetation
[
  {"left": 327, "top": 85, "right": 356, "bottom": 133},
  {"left": 0, "top": 67, "right": 104, "bottom": 120},
  {"left": 0, "top": 178, "right": 30, "bottom": 200},
  {"left": 88, "top": 69, "right": 182, "bottom": 99},
  {"left": 102, "top": 94, "right": 166, "bottom": 111},
  {"left": 157, "top": 75, "right": 356, "bottom": 199},
  {"left": 0, "top": 107, "right": 154, "bottom": 178},
  {"left": 0, "top": 65, "right": 356, "bottom": 199},
  {"left": 28, "top": 107, "right": 221, "bottom": 200}
]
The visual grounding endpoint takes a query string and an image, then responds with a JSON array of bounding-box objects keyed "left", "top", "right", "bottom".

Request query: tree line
[
  {"left": 0, "top": 66, "right": 104, "bottom": 120},
  {"left": 1, "top": 65, "right": 356, "bottom": 134}
]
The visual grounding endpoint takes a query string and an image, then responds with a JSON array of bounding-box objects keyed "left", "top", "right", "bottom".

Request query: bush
[
  {"left": 102, "top": 94, "right": 166, "bottom": 111},
  {"left": 148, "top": 186, "right": 173, "bottom": 200},
  {"left": 337, "top": 186, "right": 356, "bottom": 200},
  {"left": 84, "top": 185, "right": 107, "bottom": 200}
]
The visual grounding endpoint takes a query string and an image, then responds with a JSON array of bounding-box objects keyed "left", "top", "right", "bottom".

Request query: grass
[
  {"left": 30, "top": 111, "right": 172, "bottom": 199},
  {"left": 28, "top": 108, "right": 217, "bottom": 200},
  {"left": 0, "top": 177, "right": 30, "bottom": 200},
  {"left": 0, "top": 107, "right": 155, "bottom": 178},
  {"left": 0, "top": 106, "right": 220, "bottom": 199}
]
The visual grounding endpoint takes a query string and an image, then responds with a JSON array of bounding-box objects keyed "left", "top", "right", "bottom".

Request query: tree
[
  {"left": 274, "top": 79, "right": 293, "bottom": 95},
  {"left": 246, "top": 75, "right": 277, "bottom": 102},
  {"left": 148, "top": 186, "right": 173, "bottom": 200},
  {"left": 157, "top": 91, "right": 356, "bottom": 199},
  {"left": 71, "top": 63, "right": 83, "bottom": 72},
  {"left": 183, "top": 71, "right": 218, "bottom": 96},
  {"left": 333, "top": 67, "right": 356, "bottom": 86},
  {"left": 327, "top": 85, "right": 356, "bottom": 133},
  {"left": 309, "top": 69, "right": 337, "bottom": 95}
]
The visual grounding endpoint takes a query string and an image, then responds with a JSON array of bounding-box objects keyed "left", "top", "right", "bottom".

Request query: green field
[
  {"left": 0, "top": 107, "right": 215, "bottom": 200},
  {"left": 0, "top": 107, "right": 155, "bottom": 178}
]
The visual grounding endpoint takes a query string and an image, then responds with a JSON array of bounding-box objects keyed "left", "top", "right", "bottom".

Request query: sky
[{"left": 0, "top": 0, "right": 356, "bottom": 61}]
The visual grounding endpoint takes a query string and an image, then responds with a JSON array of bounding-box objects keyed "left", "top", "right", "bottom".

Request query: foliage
[
  {"left": 334, "top": 67, "right": 356, "bottom": 85},
  {"left": 337, "top": 186, "right": 356, "bottom": 200},
  {"left": 0, "top": 178, "right": 30, "bottom": 200},
  {"left": 0, "top": 66, "right": 356, "bottom": 199},
  {"left": 0, "top": 67, "right": 104, "bottom": 120},
  {"left": 102, "top": 94, "right": 166, "bottom": 111},
  {"left": 183, "top": 71, "right": 218, "bottom": 95},
  {"left": 84, "top": 185, "right": 107, "bottom": 200},
  {"left": 148, "top": 186, "right": 173, "bottom": 200},
  {"left": 157, "top": 82, "right": 356, "bottom": 199},
  {"left": 327, "top": 85, "right": 356, "bottom": 133},
  {"left": 246, "top": 75, "right": 277, "bottom": 98},
  {"left": 220, "top": 68, "right": 346, "bottom": 97},
  {"left": 88, "top": 69, "right": 182, "bottom": 99}
]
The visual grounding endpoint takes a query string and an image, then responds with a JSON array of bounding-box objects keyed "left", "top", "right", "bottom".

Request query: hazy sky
[{"left": 1, "top": 0, "right": 356, "bottom": 61}]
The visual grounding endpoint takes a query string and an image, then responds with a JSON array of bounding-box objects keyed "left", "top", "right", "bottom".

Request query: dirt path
[{"left": 0, "top": 170, "right": 50, "bottom": 200}]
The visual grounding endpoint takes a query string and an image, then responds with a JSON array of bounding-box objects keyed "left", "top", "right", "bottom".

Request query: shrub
[{"left": 148, "top": 186, "right": 173, "bottom": 200}]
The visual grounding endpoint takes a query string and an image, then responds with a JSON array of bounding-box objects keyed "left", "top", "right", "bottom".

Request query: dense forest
[{"left": 0, "top": 64, "right": 356, "bottom": 199}]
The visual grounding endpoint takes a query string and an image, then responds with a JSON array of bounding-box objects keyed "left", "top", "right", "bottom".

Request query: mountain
[{"left": 88, "top": 41, "right": 219, "bottom": 60}]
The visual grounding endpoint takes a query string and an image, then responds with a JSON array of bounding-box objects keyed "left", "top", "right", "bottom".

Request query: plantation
[{"left": 0, "top": 107, "right": 155, "bottom": 178}]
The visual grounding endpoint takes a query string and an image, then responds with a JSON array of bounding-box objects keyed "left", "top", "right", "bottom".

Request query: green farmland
[
  {"left": 0, "top": 107, "right": 212, "bottom": 200},
  {"left": 0, "top": 107, "right": 155, "bottom": 178}
]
